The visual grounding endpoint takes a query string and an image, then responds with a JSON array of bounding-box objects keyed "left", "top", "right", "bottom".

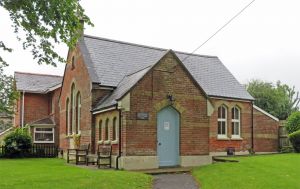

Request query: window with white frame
[
  {"left": 217, "top": 105, "right": 227, "bottom": 138},
  {"left": 112, "top": 117, "right": 118, "bottom": 142},
  {"left": 66, "top": 98, "right": 70, "bottom": 135},
  {"left": 76, "top": 92, "right": 81, "bottom": 134},
  {"left": 231, "top": 106, "right": 241, "bottom": 138},
  {"left": 105, "top": 118, "right": 110, "bottom": 141},
  {"left": 71, "top": 83, "right": 76, "bottom": 134},
  {"left": 99, "top": 120, "right": 103, "bottom": 141},
  {"left": 34, "top": 127, "right": 54, "bottom": 143}
]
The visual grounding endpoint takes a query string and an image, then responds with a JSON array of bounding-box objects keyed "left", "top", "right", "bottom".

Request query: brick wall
[
  {"left": 23, "top": 93, "right": 50, "bottom": 124},
  {"left": 95, "top": 110, "right": 120, "bottom": 155},
  {"left": 122, "top": 51, "right": 210, "bottom": 156},
  {"left": 59, "top": 45, "right": 93, "bottom": 150},
  {"left": 209, "top": 99, "right": 252, "bottom": 153},
  {"left": 253, "top": 108, "right": 279, "bottom": 152}
]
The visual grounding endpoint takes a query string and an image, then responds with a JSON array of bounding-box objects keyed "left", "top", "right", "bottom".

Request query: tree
[
  {"left": 0, "top": 64, "right": 19, "bottom": 115},
  {"left": 247, "top": 80, "right": 300, "bottom": 120},
  {"left": 286, "top": 111, "right": 300, "bottom": 134},
  {"left": 0, "top": 0, "right": 92, "bottom": 115}
]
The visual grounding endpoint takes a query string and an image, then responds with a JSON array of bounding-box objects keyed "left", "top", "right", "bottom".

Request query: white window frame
[
  {"left": 66, "top": 99, "right": 71, "bottom": 135},
  {"left": 98, "top": 120, "right": 103, "bottom": 144},
  {"left": 76, "top": 93, "right": 81, "bottom": 134},
  {"left": 217, "top": 105, "right": 228, "bottom": 139},
  {"left": 71, "top": 85, "right": 76, "bottom": 134},
  {"left": 231, "top": 106, "right": 241, "bottom": 139},
  {"left": 34, "top": 127, "right": 55, "bottom": 143},
  {"left": 104, "top": 119, "right": 111, "bottom": 144},
  {"left": 111, "top": 117, "right": 118, "bottom": 144}
]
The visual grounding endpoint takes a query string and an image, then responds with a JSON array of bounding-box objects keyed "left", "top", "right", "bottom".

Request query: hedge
[{"left": 289, "top": 130, "right": 300, "bottom": 153}]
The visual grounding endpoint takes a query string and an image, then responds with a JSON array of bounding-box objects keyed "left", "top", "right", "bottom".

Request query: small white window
[
  {"left": 34, "top": 127, "right": 54, "bottom": 143},
  {"left": 99, "top": 120, "right": 103, "bottom": 142},
  {"left": 104, "top": 119, "right": 110, "bottom": 143},
  {"left": 217, "top": 105, "right": 227, "bottom": 138},
  {"left": 112, "top": 117, "right": 118, "bottom": 143},
  {"left": 231, "top": 106, "right": 241, "bottom": 138}
]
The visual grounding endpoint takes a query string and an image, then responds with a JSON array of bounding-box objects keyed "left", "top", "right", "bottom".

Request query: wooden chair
[
  {"left": 67, "top": 143, "right": 90, "bottom": 165},
  {"left": 86, "top": 144, "right": 112, "bottom": 168}
]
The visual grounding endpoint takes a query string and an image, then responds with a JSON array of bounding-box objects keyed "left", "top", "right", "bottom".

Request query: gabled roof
[
  {"left": 29, "top": 117, "right": 55, "bottom": 125},
  {"left": 15, "top": 72, "right": 62, "bottom": 93},
  {"left": 93, "top": 66, "right": 152, "bottom": 111},
  {"left": 79, "top": 35, "right": 253, "bottom": 102}
]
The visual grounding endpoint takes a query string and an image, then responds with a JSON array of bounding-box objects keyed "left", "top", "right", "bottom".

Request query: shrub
[
  {"left": 289, "top": 130, "right": 300, "bottom": 153},
  {"left": 280, "top": 146, "right": 294, "bottom": 153},
  {"left": 286, "top": 111, "right": 300, "bottom": 134},
  {"left": 3, "top": 127, "right": 32, "bottom": 157}
]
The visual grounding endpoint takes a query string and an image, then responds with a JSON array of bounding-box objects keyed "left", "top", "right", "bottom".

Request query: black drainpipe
[
  {"left": 116, "top": 108, "right": 122, "bottom": 170},
  {"left": 251, "top": 101, "right": 254, "bottom": 151}
]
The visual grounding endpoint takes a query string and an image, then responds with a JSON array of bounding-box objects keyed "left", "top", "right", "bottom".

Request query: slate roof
[
  {"left": 15, "top": 72, "right": 62, "bottom": 93},
  {"left": 94, "top": 66, "right": 152, "bottom": 111},
  {"left": 79, "top": 35, "right": 253, "bottom": 110},
  {"left": 30, "top": 117, "right": 55, "bottom": 125}
]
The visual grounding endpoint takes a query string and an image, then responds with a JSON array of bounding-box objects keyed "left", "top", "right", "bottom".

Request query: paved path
[{"left": 153, "top": 173, "right": 199, "bottom": 189}]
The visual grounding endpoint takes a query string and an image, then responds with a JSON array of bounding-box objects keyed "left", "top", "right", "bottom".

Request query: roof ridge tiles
[
  {"left": 15, "top": 71, "right": 63, "bottom": 78},
  {"left": 83, "top": 34, "right": 217, "bottom": 59}
]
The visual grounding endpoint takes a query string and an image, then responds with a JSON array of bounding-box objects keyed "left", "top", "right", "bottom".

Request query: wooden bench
[
  {"left": 67, "top": 144, "right": 90, "bottom": 165},
  {"left": 86, "top": 144, "right": 112, "bottom": 168}
]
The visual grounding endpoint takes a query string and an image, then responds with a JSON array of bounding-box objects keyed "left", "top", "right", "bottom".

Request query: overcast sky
[{"left": 1, "top": 0, "right": 300, "bottom": 92}]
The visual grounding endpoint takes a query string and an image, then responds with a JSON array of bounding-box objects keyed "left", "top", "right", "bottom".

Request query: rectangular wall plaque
[{"left": 137, "top": 112, "right": 149, "bottom": 120}]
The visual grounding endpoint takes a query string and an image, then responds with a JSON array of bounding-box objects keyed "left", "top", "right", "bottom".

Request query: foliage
[
  {"left": 286, "top": 111, "right": 300, "bottom": 134},
  {"left": 289, "top": 130, "right": 300, "bottom": 153},
  {"left": 0, "top": 0, "right": 93, "bottom": 66},
  {"left": 0, "top": 64, "right": 19, "bottom": 115},
  {"left": 3, "top": 126, "right": 32, "bottom": 157},
  {"left": 193, "top": 154, "right": 300, "bottom": 189},
  {"left": 0, "top": 159, "right": 152, "bottom": 189},
  {"left": 72, "top": 133, "right": 81, "bottom": 148},
  {"left": 280, "top": 146, "right": 294, "bottom": 153},
  {"left": 247, "top": 80, "right": 300, "bottom": 120},
  {"left": 0, "top": 0, "right": 92, "bottom": 115}
]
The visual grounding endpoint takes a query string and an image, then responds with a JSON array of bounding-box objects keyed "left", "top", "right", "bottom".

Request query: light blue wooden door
[{"left": 157, "top": 106, "right": 179, "bottom": 167}]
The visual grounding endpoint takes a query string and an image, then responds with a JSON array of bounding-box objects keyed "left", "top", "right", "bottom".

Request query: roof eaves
[
  {"left": 209, "top": 95, "right": 254, "bottom": 102},
  {"left": 253, "top": 105, "right": 279, "bottom": 122}
]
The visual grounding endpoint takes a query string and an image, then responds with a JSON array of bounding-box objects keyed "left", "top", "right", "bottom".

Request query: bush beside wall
[{"left": 289, "top": 130, "right": 300, "bottom": 153}]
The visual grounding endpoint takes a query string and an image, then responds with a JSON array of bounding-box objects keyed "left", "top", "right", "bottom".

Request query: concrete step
[{"left": 133, "top": 167, "right": 193, "bottom": 175}]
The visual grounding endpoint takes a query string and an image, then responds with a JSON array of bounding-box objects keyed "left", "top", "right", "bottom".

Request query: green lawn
[
  {"left": 193, "top": 153, "right": 300, "bottom": 189},
  {"left": 0, "top": 158, "right": 152, "bottom": 189}
]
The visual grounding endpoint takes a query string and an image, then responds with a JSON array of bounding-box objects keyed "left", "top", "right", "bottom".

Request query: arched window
[
  {"left": 70, "top": 83, "right": 76, "bottom": 134},
  {"left": 71, "top": 56, "right": 75, "bottom": 70},
  {"left": 112, "top": 117, "right": 118, "bottom": 141},
  {"left": 105, "top": 119, "right": 109, "bottom": 141},
  {"left": 66, "top": 98, "right": 70, "bottom": 135},
  {"left": 217, "top": 105, "right": 227, "bottom": 137},
  {"left": 99, "top": 120, "right": 103, "bottom": 141},
  {"left": 231, "top": 106, "right": 241, "bottom": 138},
  {"left": 76, "top": 92, "right": 81, "bottom": 134}
]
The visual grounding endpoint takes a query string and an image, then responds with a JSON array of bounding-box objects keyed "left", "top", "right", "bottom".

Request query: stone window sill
[
  {"left": 104, "top": 140, "right": 111, "bottom": 145},
  {"left": 217, "top": 136, "right": 230, "bottom": 140},
  {"left": 231, "top": 137, "right": 243, "bottom": 141},
  {"left": 111, "top": 140, "right": 118, "bottom": 144},
  {"left": 98, "top": 140, "right": 104, "bottom": 144}
]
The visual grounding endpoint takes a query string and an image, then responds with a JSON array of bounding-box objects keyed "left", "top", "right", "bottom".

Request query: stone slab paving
[{"left": 153, "top": 173, "right": 199, "bottom": 189}]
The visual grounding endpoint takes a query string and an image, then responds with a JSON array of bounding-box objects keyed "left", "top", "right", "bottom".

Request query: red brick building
[
  {"left": 14, "top": 72, "right": 62, "bottom": 145},
  {"left": 58, "top": 34, "right": 279, "bottom": 170}
]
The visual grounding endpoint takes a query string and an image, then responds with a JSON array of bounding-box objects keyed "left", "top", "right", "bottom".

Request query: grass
[
  {"left": 193, "top": 153, "right": 300, "bottom": 189},
  {"left": 0, "top": 158, "right": 152, "bottom": 189}
]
